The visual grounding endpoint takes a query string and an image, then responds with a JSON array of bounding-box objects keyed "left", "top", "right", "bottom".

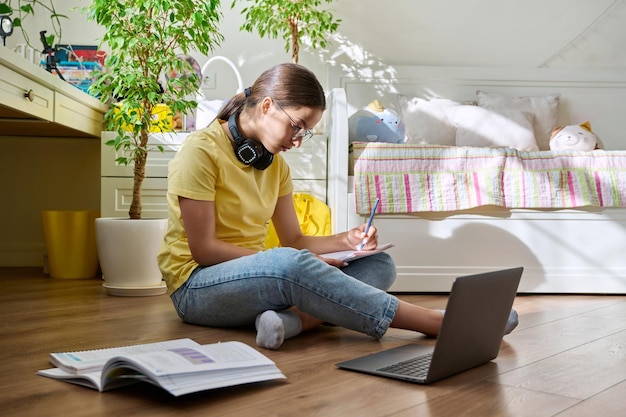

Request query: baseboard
[
  {"left": 390, "top": 266, "right": 626, "bottom": 294},
  {"left": 0, "top": 243, "right": 46, "bottom": 267}
]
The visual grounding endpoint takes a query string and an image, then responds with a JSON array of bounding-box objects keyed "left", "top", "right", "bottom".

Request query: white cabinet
[
  {"left": 100, "top": 132, "right": 328, "bottom": 218},
  {"left": 100, "top": 131, "right": 188, "bottom": 218},
  {"left": 100, "top": 131, "right": 184, "bottom": 178},
  {"left": 282, "top": 134, "right": 327, "bottom": 202}
]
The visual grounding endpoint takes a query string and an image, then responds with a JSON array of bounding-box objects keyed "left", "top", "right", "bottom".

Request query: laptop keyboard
[{"left": 377, "top": 353, "right": 433, "bottom": 378}]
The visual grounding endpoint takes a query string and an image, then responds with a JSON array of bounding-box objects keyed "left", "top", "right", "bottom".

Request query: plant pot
[
  {"left": 41, "top": 210, "right": 100, "bottom": 279},
  {"left": 95, "top": 218, "right": 168, "bottom": 296}
]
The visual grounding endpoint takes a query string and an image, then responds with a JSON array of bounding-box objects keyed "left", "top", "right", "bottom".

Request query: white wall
[
  {"left": 6, "top": 0, "right": 626, "bottom": 96},
  {"left": 329, "top": 0, "right": 626, "bottom": 68},
  {"left": 0, "top": 137, "right": 100, "bottom": 267},
  {"left": 3, "top": 0, "right": 625, "bottom": 267},
  {"left": 4, "top": 1, "right": 321, "bottom": 98}
]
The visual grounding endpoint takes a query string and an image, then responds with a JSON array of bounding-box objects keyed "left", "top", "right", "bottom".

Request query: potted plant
[
  {"left": 86, "top": 0, "right": 223, "bottom": 294},
  {"left": 234, "top": 0, "right": 341, "bottom": 64}
]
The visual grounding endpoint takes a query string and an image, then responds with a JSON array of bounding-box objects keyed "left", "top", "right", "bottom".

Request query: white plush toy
[
  {"left": 348, "top": 100, "right": 405, "bottom": 143},
  {"left": 549, "top": 121, "right": 600, "bottom": 151}
]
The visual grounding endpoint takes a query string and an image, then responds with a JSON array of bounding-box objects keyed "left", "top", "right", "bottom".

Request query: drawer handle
[{"left": 24, "top": 90, "right": 35, "bottom": 102}]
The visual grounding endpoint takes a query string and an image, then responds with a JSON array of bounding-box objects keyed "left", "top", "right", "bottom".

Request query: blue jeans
[{"left": 170, "top": 247, "right": 398, "bottom": 339}]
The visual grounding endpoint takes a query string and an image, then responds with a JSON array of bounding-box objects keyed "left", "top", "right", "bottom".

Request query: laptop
[{"left": 336, "top": 267, "right": 523, "bottom": 384}]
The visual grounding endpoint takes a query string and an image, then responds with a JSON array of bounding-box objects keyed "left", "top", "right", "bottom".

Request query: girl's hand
[{"left": 349, "top": 223, "right": 379, "bottom": 251}]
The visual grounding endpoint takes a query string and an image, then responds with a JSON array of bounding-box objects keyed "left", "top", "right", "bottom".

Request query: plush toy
[
  {"left": 348, "top": 100, "right": 405, "bottom": 143},
  {"left": 549, "top": 121, "right": 601, "bottom": 151}
]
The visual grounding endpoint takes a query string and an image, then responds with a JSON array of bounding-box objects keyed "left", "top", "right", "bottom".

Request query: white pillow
[
  {"left": 195, "top": 98, "right": 226, "bottom": 130},
  {"left": 397, "top": 95, "right": 461, "bottom": 145},
  {"left": 450, "top": 105, "right": 539, "bottom": 151},
  {"left": 476, "top": 90, "right": 559, "bottom": 151}
]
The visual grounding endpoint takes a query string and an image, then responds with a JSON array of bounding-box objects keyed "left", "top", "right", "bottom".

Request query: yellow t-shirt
[{"left": 157, "top": 120, "right": 293, "bottom": 293}]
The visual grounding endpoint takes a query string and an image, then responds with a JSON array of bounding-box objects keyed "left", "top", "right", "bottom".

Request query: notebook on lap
[{"left": 336, "top": 267, "right": 523, "bottom": 384}]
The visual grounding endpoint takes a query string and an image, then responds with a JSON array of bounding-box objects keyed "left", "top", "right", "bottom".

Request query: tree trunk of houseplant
[
  {"left": 289, "top": 16, "right": 299, "bottom": 64},
  {"left": 129, "top": 130, "right": 149, "bottom": 219},
  {"left": 235, "top": 0, "right": 341, "bottom": 65}
]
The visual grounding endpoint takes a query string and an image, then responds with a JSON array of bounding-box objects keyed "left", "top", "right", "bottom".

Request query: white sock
[
  {"left": 255, "top": 310, "right": 302, "bottom": 350},
  {"left": 504, "top": 309, "right": 519, "bottom": 334},
  {"left": 438, "top": 309, "right": 519, "bottom": 335}
]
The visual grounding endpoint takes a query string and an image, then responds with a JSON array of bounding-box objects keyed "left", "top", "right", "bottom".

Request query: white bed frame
[{"left": 325, "top": 66, "right": 626, "bottom": 294}]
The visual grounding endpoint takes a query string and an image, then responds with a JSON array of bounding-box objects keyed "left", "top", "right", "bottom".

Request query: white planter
[{"left": 95, "top": 218, "right": 168, "bottom": 296}]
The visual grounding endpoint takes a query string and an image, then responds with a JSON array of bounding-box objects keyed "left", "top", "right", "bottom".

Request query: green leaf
[
  {"left": 233, "top": 0, "right": 340, "bottom": 62},
  {"left": 88, "top": 0, "right": 225, "bottom": 217}
]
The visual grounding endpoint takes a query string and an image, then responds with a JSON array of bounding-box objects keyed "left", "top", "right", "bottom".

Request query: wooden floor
[{"left": 1, "top": 267, "right": 624, "bottom": 417}]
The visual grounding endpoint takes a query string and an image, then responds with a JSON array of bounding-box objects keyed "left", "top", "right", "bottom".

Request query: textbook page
[
  {"left": 49, "top": 338, "right": 201, "bottom": 374},
  {"left": 38, "top": 341, "right": 286, "bottom": 396},
  {"left": 320, "top": 242, "right": 394, "bottom": 262}
]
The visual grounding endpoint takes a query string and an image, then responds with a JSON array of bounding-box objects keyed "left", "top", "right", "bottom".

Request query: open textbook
[
  {"left": 38, "top": 338, "right": 285, "bottom": 397},
  {"left": 321, "top": 242, "right": 394, "bottom": 262}
]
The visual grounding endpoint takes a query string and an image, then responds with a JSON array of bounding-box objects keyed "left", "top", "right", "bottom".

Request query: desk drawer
[
  {"left": 55, "top": 92, "right": 104, "bottom": 137},
  {"left": 101, "top": 177, "right": 169, "bottom": 218},
  {"left": 0, "top": 65, "right": 54, "bottom": 121},
  {"left": 101, "top": 131, "right": 187, "bottom": 177},
  {"left": 101, "top": 178, "right": 326, "bottom": 217}
]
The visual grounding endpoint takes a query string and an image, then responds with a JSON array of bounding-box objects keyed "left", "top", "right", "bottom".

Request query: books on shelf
[
  {"left": 38, "top": 338, "right": 285, "bottom": 397},
  {"left": 320, "top": 242, "right": 395, "bottom": 262}
]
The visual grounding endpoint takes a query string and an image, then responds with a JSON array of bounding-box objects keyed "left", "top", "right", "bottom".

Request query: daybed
[{"left": 325, "top": 66, "right": 626, "bottom": 294}]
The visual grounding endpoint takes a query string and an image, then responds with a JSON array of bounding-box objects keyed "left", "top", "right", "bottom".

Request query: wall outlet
[{"left": 202, "top": 72, "right": 216, "bottom": 89}]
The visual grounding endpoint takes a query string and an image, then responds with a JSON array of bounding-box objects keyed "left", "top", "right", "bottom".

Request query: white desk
[{"left": 0, "top": 45, "right": 106, "bottom": 138}]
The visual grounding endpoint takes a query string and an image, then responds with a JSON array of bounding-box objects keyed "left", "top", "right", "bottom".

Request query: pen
[{"left": 357, "top": 198, "right": 379, "bottom": 251}]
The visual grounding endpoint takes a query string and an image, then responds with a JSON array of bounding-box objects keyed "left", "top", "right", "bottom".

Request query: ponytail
[{"left": 216, "top": 63, "right": 325, "bottom": 121}]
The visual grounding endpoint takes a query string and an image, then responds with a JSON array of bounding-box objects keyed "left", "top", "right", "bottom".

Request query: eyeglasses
[{"left": 274, "top": 100, "right": 314, "bottom": 143}]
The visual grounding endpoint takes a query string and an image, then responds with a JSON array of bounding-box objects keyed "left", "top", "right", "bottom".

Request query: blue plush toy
[{"left": 348, "top": 100, "right": 405, "bottom": 143}]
